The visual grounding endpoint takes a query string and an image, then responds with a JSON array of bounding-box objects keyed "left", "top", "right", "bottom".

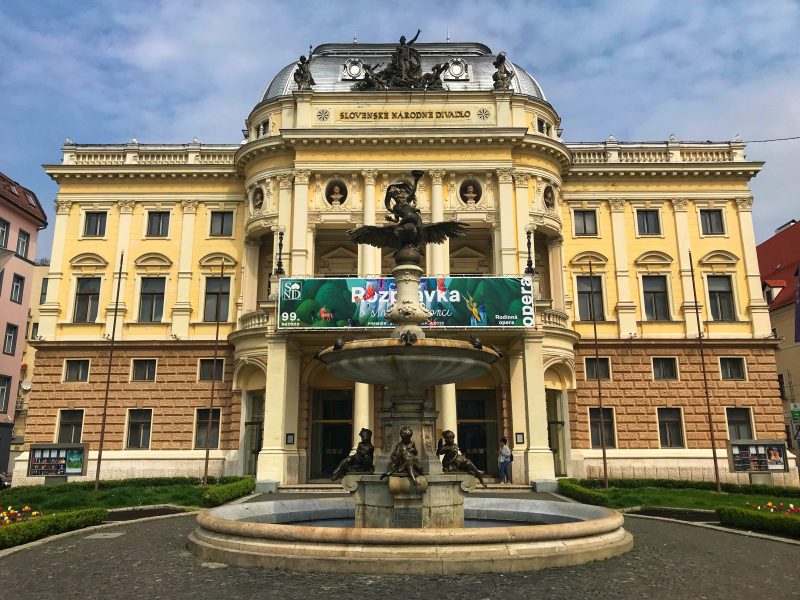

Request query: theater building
[{"left": 14, "top": 40, "right": 796, "bottom": 486}]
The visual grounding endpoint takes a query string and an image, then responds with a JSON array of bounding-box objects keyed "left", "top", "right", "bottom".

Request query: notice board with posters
[
  {"left": 28, "top": 443, "right": 89, "bottom": 477},
  {"left": 727, "top": 440, "right": 789, "bottom": 473},
  {"left": 277, "top": 276, "right": 535, "bottom": 329}
]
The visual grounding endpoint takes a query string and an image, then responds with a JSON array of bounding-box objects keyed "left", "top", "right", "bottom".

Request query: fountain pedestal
[{"left": 344, "top": 473, "right": 476, "bottom": 528}]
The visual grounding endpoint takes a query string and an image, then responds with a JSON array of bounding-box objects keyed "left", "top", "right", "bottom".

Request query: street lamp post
[
  {"left": 274, "top": 226, "right": 286, "bottom": 276},
  {"left": 524, "top": 224, "right": 537, "bottom": 276}
]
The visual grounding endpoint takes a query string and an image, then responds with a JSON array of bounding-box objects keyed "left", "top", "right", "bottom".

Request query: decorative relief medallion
[
  {"left": 341, "top": 58, "right": 365, "bottom": 80},
  {"left": 444, "top": 57, "right": 469, "bottom": 81},
  {"left": 315, "top": 109, "right": 331, "bottom": 122},
  {"left": 477, "top": 108, "right": 491, "bottom": 121}
]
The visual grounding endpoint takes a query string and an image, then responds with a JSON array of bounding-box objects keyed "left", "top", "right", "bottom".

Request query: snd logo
[{"left": 283, "top": 281, "right": 302, "bottom": 300}]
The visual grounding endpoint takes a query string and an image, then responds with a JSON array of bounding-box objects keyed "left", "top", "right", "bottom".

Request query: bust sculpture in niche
[
  {"left": 459, "top": 179, "right": 482, "bottom": 208},
  {"left": 325, "top": 181, "right": 348, "bottom": 206},
  {"left": 543, "top": 186, "right": 555, "bottom": 210},
  {"left": 252, "top": 188, "right": 264, "bottom": 211}
]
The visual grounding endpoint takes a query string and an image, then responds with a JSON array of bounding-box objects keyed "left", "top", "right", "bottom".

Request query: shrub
[
  {"left": 717, "top": 507, "right": 800, "bottom": 540},
  {"left": 0, "top": 475, "right": 250, "bottom": 498},
  {"left": 0, "top": 508, "right": 107, "bottom": 550},
  {"left": 558, "top": 479, "right": 610, "bottom": 506},
  {"left": 202, "top": 477, "right": 255, "bottom": 507},
  {"left": 579, "top": 478, "right": 800, "bottom": 498}
]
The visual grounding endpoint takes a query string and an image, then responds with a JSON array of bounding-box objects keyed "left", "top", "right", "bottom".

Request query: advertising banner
[{"left": 278, "top": 276, "right": 534, "bottom": 329}]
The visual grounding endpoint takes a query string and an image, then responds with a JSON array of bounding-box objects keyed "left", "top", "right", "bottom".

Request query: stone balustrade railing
[
  {"left": 239, "top": 310, "right": 269, "bottom": 330},
  {"left": 62, "top": 143, "right": 238, "bottom": 166},
  {"left": 540, "top": 308, "right": 569, "bottom": 328},
  {"left": 568, "top": 141, "right": 742, "bottom": 165}
]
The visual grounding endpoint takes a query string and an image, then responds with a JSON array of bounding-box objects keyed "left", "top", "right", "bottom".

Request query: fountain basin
[
  {"left": 187, "top": 497, "right": 633, "bottom": 574},
  {"left": 317, "top": 338, "right": 499, "bottom": 387}
]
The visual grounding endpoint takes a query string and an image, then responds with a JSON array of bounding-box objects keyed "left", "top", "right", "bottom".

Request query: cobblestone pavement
[{"left": 1, "top": 514, "right": 798, "bottom": 600}]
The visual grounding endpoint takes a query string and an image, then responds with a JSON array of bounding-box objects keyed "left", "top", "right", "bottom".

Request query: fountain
[{"left": 188, "top": 170, "right": 633, "bottom": 573}]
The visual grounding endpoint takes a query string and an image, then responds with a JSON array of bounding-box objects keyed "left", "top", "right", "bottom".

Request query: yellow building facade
[{"left": 14, "top": 41, "right": 795, "bottom": 486}]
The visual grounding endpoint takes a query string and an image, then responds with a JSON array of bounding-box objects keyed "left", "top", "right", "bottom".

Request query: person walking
[{"left": 498, "top": 437, "right": 512, "bottom": 484}]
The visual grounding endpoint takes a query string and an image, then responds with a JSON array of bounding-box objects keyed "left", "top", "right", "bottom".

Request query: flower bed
[{"left": 1, "top": 504, "right": 43, "bottom": 526}]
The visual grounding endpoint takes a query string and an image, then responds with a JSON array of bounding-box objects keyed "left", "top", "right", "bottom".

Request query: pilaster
[
  {"left": 496, "top": 168, "right": 517, "bottom": 275},
  {"left": 608, "top": 198, "right": 636, "bottom": 337},
  {"left": 39, "top": 199, "right": 72, "bottom": 338},
  {"left": 513, "top": 170, "right": 532, "bottom": 274},
  {"left": 290, "top": 170, "right": 310, "bottom": 276},
  {"left": 360, "top": 170, "right": 379, "bottom": 276},
  {"left": 735, "top": 196, "right": 771, "bottom": 336},
  {"left": 672, "top": 198, "right": 699, "bottom": 338},
  {"left": 241, "top": 237, "right": 261, "bottom": 314},
  {"left": 276, "top": 174, "right": 294, "bottom": 276},
  {"left": 257, "top": 335, "right": 294, "bottom": 484},
  {"left": 429, "top": 169, "right": 446, "bottom": 275},
  {"left": 171, "top": 198, "right": 198, "bottom": 338},
  {"left": 547, "top": 236, "right": 566, "bottom": 312},
  {"left": 522, "top": 334, "right": 556, "bottom": 481},
  {"left": 104, "top": 199, "right": 135, "bottom": 338}
]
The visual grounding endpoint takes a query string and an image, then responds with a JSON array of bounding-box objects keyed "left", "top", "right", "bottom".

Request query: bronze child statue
[
  {"left": 330, "top": 428, "right": 375, "bottom": 481},
  {"left": 380, "top": 426, "right": 423, "bottom": 485},
  {"left": 436, "top": 429, "right": 488, "bottom": 487}
]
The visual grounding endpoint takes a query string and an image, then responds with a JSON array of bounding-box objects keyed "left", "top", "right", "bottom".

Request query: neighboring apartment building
[
  {"left": 12, "top": 40, "right": 794, "bottom": 486},
  {"left": 0, "top": 172, "right": 47, "bottom": 472},
  {"left": 758, "top": 219, "right": 800, "bottom": 451}
]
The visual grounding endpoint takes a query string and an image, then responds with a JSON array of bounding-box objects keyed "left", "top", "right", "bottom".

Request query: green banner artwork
[{"left": 278, "top": 276, "right": 534, "bottom": 329}]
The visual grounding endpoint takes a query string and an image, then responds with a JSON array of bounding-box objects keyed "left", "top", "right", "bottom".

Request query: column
[
  {"left": 496, "top": 168, "right": 517, "bottom": 275},
  {"left": 290, "top": 170, "right": 310, "bottom": 276},
  {"left": 241, "top": 238, "right": 260, "bottom": 315},
  {"left": 735, "top": 197, "right": 771, "bottom": 336},
  {"left": 608, "top": 198, "right": 636, "bottom": 337},
  {"left": 508, "top": 345, "right": 529, "bottom": 477},
  {"left": 435, "top": 384, "right": 457, "bottom": 439},
  {"left": 522, "top": 334, "right": 555, "bottom": 482},
  {"left": 104, "top": 199, "right": 135, "bottom": 338},
  {"left": 38, "top": 199, "right": 72, "bottom": 339},
  {"left": 257, "top": 335, "right": 290, "bottom": 485},
  {"left": 513, "top": 171, "right": 532, "bottom": 274},
  {"left": 547, "top": 236, "right": 566, "bottom": 311},
  {"left": 276, "top": 173, "right": 294, "bottom": 276},
  {"left": 353, "top": 382, "right": 372, "bottom": 449},
  {"left": 429, "top": 169, "right": 446, "bottom": 274},
  {"left": 361, "top": 170, "right": 379, "bottom": 276},
  {"left": 171, "top": 199, "right": 198, "bottom": 338},
  {"left": 672, "top": 198, "right": 699, "bottom": 338}
]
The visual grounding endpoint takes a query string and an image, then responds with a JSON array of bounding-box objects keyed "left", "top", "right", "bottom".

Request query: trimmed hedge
[
  {"left": 717, "top": 507, "right": 800, "bottom": 540},
  {"left": 558, "top": 479, "right": 610, "bottom": 506},
  {"left": 202, "top": 477, "right": 255, "bottom": 507},
  {"left": 0, "top": 508, "right": 108, "bottom": 550},
  {"left": 579, "top": 478, "right": 800, "bottom": 498},
  {"left": 0, "top": 475, "right": 248, "bottom": 497}
]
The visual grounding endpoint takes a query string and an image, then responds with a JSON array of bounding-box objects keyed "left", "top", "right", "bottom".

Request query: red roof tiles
[
  {"left": 758, "top": 220, "right": 800, "bottom": 311},
  {"left": 0, "top": 171, "right": 47, "bottom": 227}
]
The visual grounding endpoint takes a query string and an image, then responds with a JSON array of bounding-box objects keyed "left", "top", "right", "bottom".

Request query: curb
[{"left": 0, "top": 509, "right": 197, "bottom": 560}]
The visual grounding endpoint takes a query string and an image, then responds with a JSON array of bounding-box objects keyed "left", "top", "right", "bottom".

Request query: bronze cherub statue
[
  {"left": 330, "top": 428, "right": 375, "bottom": 481},
  {"left": 436, "top": 429, "right": 488, "bottom": 487}
]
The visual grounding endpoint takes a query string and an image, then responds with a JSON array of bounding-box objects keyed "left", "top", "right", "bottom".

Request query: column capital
[
  {"left": 496, "top": 167, "right": 514, "bottom": 184},
  {"left": 547, "top": 235, "right": 564, "bottom": 248},
  {"left": 116, "top": 198, "right": 136, "bottom": 214},
  {"left": 293, "top": 169, "right": 311, "bottom": 185},
  {"left": 361, "top": 169, "right": 378, "bottom": 185},
  {"left": 55, "top": 199, "right": 71, "bottom": 215},
  {"left": 179, "top": 198, "right": 198, "bottom": 214},
  {"left": 671, "top": 197, "right": 690, "bottom": 212},
  {"left": 512, "top": 170, "right": 531, "bottom": 187},
  {"left": 429, "top": 169, "right": 446, "bottom": 185},
  {"left": 608, "top": 198, "right": 626, "bottom": 213},
  {"left": 276, "top": 173, "right": 294, "bottom": 189},
  {"left": 735, "top": 196, "right": 753, "bottom": 212},
  {"left": 244, "top": 236, "right": 262, "bottom": 246}
]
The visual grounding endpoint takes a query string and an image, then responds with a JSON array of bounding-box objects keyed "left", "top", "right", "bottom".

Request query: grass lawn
[
  {"left": 603, "top": 487, "right": 800, "bottom": 511},
  {"left": 0, "top": 483, "right": 205, "bottom": 513}
]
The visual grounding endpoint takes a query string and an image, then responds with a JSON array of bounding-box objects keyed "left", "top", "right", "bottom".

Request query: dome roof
[{"left": 261, "top": 42, "right": 545, "bottom": 102}]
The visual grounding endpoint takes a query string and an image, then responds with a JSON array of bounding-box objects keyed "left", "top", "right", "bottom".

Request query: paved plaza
[{"left": 1, "top": 504, "right": 798, "bottom": 600}]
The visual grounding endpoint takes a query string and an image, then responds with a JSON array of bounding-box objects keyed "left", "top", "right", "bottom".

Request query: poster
[
  {"left": 277, "top": 276, "right": 535, "bottom": 329},
  {"left": 65, "top": 449, "right": 85, "bottom": 475}
]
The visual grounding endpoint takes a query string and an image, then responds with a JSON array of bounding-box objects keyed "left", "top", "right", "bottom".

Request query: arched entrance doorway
[
  {"left": 234, "top": 361, "right": 267, "bottom": 477},
  {"left": 544, "top": 364, "right": 573, "bottom": 477}
]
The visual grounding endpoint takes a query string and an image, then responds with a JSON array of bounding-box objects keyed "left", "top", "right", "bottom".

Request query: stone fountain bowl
[
  {"left": 188, "top": 497, "right": 634, "bottom": 574},
  {"left": 317, "top": 338, "right": 499, "bottom": 386}
]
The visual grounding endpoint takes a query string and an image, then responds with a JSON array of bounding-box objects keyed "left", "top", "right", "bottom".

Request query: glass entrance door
[
  {"left": 310, "top": 389, "right": 353, "bottom": 480},
  {"left": 243, "top": 393, "right": 264, "bottom": 476},
  {"left": 456, "top": 389, "right": 498, "bottom": 476},
  {"left": 546, "top": 389, "right": 567, "bottom": 476}
]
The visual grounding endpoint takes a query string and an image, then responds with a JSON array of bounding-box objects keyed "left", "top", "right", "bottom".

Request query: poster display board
[
  {"left": 727, "top": 440, "right": 788, "bottom": 473},
  {"left": 277, "top": 276, "right": 534, "bottom": 329},
  {"left": 28, "top": 443, "right": 89, "bottom": 477}
]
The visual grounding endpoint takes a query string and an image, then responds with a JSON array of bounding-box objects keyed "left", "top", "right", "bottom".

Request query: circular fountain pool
[{"left": 188, "top": 496, "right": 633, "bottom": 574}]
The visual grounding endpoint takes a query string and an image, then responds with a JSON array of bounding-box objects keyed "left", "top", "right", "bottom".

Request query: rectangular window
[
  {"left": 576, "top": 275, "right": 603, "bottom": 321},
  {"left": 3, "top": 324, "right": 17, "bottom": 355},
  {"left": 589, "top": 407, "right": 616, "bottom": 448},
  {"left": 574, "top": 210, "right": 598, "bottom": 236},
  {"left": 16, "top": 230, "right": 30, "bottom": 259},
  {"left": 652, "top": 357, "right": 678, "bottom": 380},
  {"left": 58, "top": 409, "right": 83, "bottom": 443},
  {"left": 73, "top": 277, "right": 100, "bottom": 322},
  {"left": 700, "top": 209, "right": 725, "bottom": 235},
  {"left": 146, "top": 211, "right": 170, "bottom": 237},
  {"left": 199, "top": 358, "right": 224, "bottom": 381},
  {"left": 31, "top": 322, "right": 39, "bottom": 339},
  {"left": 131, "top": 359, "right": 157, "bottom": 381},
  {"left": 64, "top": 359, "right": 90, "bottom": 382},
  {"left": 126, "top": 409, "right": 152, "bottom": 449},
  {"left": 204, "top": 277, "right": 230, "bottom": 322},
  {"left": 83, "top": 211, "right": 107, "bottom": 237},
  {"left": 0, "top": 219, "right": 8, "bottom": 248},
  {"left": 585, "top": 357, "right": 610, "bottom": 380},
  {"left": 726, "top": 407, "right": 753, "bottom": 440},
  {"left": 210, "top": 211, "right": 234, "bottom": 236},
  {"left": 10, "top": 274, "right": 24, "bottom": 304},
  {"left": 778, "top": 373, "right": 786, "bottom": 399},
  {"left": 708, "top": 275, "right": 735, "bottom": 321},
  {"left": 0, "top": 375, "right": 10, "bottom": 412},
  {"left": 658, "top": 408, "right": 684, "bottom": 448},
  {"left": 195, "top": 408, "right": 220, "bottom": 449},
  {"left": 636, "top": 209, "right": 661, "bottom": 235},
  {"left": 39, "top": 278, "right": 48, "bottom": 305},
  {"left": 642, "top": 275, "right": 670, "bottom": 320},
  {"left": 720, "top": 357, "right": 746, "bottom": 380},
  {"left": 138, "top": 277, "right": 165, "bottom": 322}
]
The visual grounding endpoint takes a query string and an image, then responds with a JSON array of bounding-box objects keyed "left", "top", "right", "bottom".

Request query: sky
[{"left": 1, "top": 0, "right": 799, "bottom": 257}]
